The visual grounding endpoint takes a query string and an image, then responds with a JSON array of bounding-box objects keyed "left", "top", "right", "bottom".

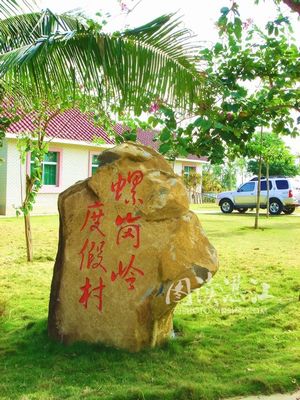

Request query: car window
[
  {"left": 260, "top": 181, "right": 272, "bottom": 190},
  {"left": 276, "top": 180, "right": 289, "bottom": 189},
  {"left": 239, "top": 182, "right": 255, "bottom": 192}
]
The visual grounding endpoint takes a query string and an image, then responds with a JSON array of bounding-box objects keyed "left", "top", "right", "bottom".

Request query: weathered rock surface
[{"left": 48, "top": 142, "right": 218, "bottom": 351}]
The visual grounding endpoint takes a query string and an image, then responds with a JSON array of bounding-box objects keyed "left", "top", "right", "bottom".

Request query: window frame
[
  {"left": 183, "top": 165, "right": 197, "bottom": 177},
  {"left": 238, "top": 182, "right": 255, "bottom": 192},
  {"left": 89, "top": 151, "right": 100, "bottom": 177},
  {"left": 260, "top": 180, "right": 273, "bottom": 191},
  {"left": 275, "top": 179, "right": 289, "bottom": 190},
  {"left": 26, "top": 148, "right": 63, "bottom": 193}
]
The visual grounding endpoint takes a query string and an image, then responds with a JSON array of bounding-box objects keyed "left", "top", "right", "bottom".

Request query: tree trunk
[
  {"left": 200, "top": 174, "right": 203, "bottom": 204},
  {"left": 266, "top": 161, "right": 270, "bottom": 218},
  {"left": 228, "top": 162, "right": 232, "bottom": 190},
  {"left": 254, "top": 128, "right": 263, "bottom": 229},
  {"left": 24, "top": 213, "right": 33, "bottom": 262},
  {"left": 254, "top": 156, "right": 262, "bottom": 229}
]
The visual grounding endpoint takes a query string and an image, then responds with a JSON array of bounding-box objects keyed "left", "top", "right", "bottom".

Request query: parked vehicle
[{"left": 216, "top": 177, "right": 300, "bottom": 215}]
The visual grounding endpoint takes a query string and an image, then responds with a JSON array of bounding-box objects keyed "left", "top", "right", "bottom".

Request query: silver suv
[{"left": 216, "top": 177, "right": 300, "bottom": 215}]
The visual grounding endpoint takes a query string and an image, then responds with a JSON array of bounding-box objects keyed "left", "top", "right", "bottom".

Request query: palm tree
[
  {"left": 0, "top": 0, "right": 212, "bottom": 262},
  {"left": 0, "top": 0, "right": 208, "bottom": 112}
]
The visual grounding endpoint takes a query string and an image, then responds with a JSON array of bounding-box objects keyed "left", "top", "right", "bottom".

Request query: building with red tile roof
[{"left": 1, "top": 109, "right": 207, "bottom": 215}]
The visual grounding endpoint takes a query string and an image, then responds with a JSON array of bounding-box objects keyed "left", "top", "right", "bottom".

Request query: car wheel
[
  {"left": 269, "top": 199, "right": 283, "bottom": 215},
  {"left": 220, "top": 199, "right": 234, "bottom": 214},
  {"left": 238, "top": 208, "right": 248, "bottom": 214},
  {"left": 283, "top": 205, "right": 296, "bottom": 215}
]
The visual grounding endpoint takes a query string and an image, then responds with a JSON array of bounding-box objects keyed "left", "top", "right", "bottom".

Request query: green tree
[
  {"left": 2, "top": 91, "right": 87, "bottom": 261},
  {"left": 235, "top": 158, "right": 248, "bottom": 185},
  {"left": 202, "top": 166, "right": 223, "bottom": 193},
  {"left": 220, "top": 162, "right": 237, "bottom": 191},
  {"left": 182, "top": 171, "right": 202, "bottom": 203},
  {"left": 246, "top": 131, "right": 300, "bottom": 218},
  {"left": 0, "top": 2, "right": 209, "bottom": 261},
  {"left": 247, "top": 133, "right": 300, "bottom": 177},
  {"left": 15, "top": 97, "right": 79, "bottom": 261},
  {"left": 145, "top": 3, "right": 299, "bottom": 228},
  {"left": 204, "top": 163, "right": 238, "bottom": 192},
  {"left": 248, "top": 158, "right": 300, "bottom": 177},
  {"left": 148, "top": 4, "right": 299, "bottom": 161}
]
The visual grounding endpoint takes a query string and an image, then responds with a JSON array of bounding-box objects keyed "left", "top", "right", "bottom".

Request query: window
[
  {"left": 91, "top": 154, "right": 99, "bottom": 175},
  {"left": 260, "top": 181, "right": 272, "bottom": 191},
  {"left": 31, "top": 151, "right": 59, "bottom": 186},
  {"left": 276, "top": 180, "right": 289, "bottom": 189},
  {"left": 183, "top": 166, "right": 196, "bottom": 177},
  {"left": 239, "top": 182, "right": 255, "bottom": 192}
]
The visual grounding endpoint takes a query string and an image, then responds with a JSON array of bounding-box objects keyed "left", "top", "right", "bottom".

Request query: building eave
[
  {"left": 175, "top": 157, "right": 209, "bottom": 164},
  {"left": 5, "top": 134, "right": 208, "bottom": 163},
  {"left": 5, "top": 133, "right": 114, "bottom": 149}
]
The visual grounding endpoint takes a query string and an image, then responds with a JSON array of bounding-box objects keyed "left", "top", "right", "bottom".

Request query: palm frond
[
  {"left": 121, "top": 14, "right": 203, "bottom": 107},
  {"left": 0, "top": 9, "right": 86, "bottom": 54},
  {"left": 0, "top": 0, "right": 36, "bottom": 18},
  {"left": 0, "top": 12, "right": 208, "bottom": 111},
  {"left": 123, "top": 14, "right": 198, "bottom": 65}
]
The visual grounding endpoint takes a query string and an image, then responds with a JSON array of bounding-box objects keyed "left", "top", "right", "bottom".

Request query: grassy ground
[
  {"left": 190, "top": 202, "right": 218, "bottom": 209},
  {"left": 0, "top": 212, "right": 299, "bottom": 400}
]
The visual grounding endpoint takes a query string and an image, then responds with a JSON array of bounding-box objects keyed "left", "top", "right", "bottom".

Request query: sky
[
  {"left": 38, "top": 0, "right": 300, "bottom": 154},
  {"left": 38, "top": 0, "right": 300, "bottom": 40}
]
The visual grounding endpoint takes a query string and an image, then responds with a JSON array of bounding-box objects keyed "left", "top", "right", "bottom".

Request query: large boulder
[{"left": 48, "top": 142, "right": 218, "bottom": 352}]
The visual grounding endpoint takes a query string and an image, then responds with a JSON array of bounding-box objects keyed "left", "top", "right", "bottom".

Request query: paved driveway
[{"left": 193, "top": 209, "right": 300, "bottom": 216}]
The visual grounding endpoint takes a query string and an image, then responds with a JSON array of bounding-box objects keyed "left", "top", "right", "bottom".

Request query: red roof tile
[
  {"left": 7, "top": 109, "right": 207, "bottom": 162},
  {"left": 8, "top": 109, "right": 115, "bottom": 144}
]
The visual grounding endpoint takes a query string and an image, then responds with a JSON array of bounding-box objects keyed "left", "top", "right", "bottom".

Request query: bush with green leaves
[{"left": 145, "top": 3, "right": 299, "bottom": 163}]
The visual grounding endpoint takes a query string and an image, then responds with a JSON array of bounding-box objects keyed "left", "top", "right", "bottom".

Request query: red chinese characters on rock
[
  {"left": 80, "top": 201, "right": 105, "bottom": 237},
  {"left": 115, "top": 212, "right": 141, "bottom": 249},
  {"left": 110, "top": 170, "right": 145, "bottom": 290},
  {"left": 79, "top": 201, "right": 107, "bottom": 313},
  {"left": 79, "top": 239, "right": 107, "bottom": 272},
  {"left": 79, "top": 277, "right": 106, "bottom": 312},
  {"left": 128, "top": 170, "right": 143, "bottom": 205},
  {"left": 111, "top": 254, "right": 144, "bottom": 290},
  {"left": 111, "top": 170, "right": 143, "bottom": 205},
  {"left": 111, "top": 173, "right": 126, "bottom": 201},
  {"left": 78, "top": 171, "right": 146, "bottom": 312}
]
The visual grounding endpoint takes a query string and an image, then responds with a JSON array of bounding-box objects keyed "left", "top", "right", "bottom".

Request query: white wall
[
  {"left": 5, "top": 139, "right": 24, "bottom": 215},
  {"left": 3, "top": 139, "right": 104, "bottom": 216},
  {"left": 173, "top": 160, "right": 203, "bottom": 176},
  {"left": 174, "top": 159, "right": 204, "bottom": 192},
  {"left": 0, "top": 140, "right": 8, "bottom": 215},
  {"left": 2, "top": 140, "right": 206, "bottom": 216},
  {"left": 173, "top": 160, "right": 182, "bottom": 175}
]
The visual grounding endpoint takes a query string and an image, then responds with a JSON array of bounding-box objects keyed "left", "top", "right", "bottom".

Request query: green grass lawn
[
  {"left": 0, "top": 212, "right": 299, "bottom": 400},
  {"left": 190, "top": 202, "right": 218, "bottom": 210}
]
